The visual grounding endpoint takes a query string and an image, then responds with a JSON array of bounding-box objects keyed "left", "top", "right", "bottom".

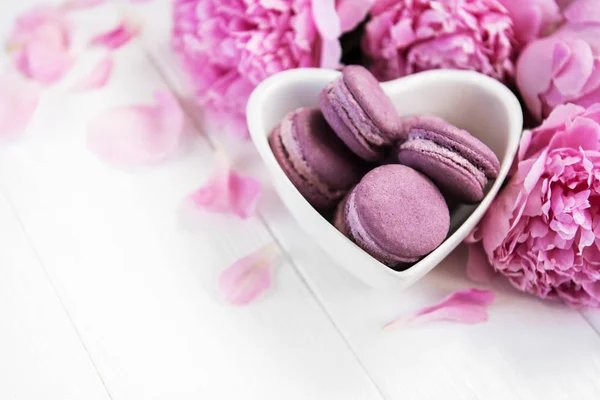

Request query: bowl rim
[{"left": 247, "top": 68, "right": 523, "bottom": 285}]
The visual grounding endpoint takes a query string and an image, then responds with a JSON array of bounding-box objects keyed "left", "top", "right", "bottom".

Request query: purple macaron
[
  {"left": 334, "top": 164, "right": 450, "bottom": 269},
  {"left": 269, "top": 107, "right": 366, "bottom": 210},
  {"left": 397, "top": 116, "right": 500, "bottom": 204},
  {"left": 320, "top": 65, "right": 407, "bottom": 162}
]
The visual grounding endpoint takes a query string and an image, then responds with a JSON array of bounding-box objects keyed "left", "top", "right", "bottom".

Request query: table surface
[{"left": 1, "top": 1, "right": 600, "bottom": 399}]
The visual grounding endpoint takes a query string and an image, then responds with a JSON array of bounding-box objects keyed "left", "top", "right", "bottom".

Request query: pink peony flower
[
  {"left": 361, "top": 0, "right": 516, "bottom": 82},
  {"left": 468, "top": 103, "right": 600, "bottom": 308},
  {"left": 7, "top": 5, "right": 72, "bottom": 84},
  {"left": 516, "top": 0, "right": 600, "bottom": 120},
  {"left": 172, "top": 0, "right": 372, "bottom": 139},
  {"left": 498, "top": 0, "right": 562, "bottom": 46}
]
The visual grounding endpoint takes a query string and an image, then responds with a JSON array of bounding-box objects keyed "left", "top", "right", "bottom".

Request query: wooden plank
[
  {"left": 0, "top": 5, "right": 384, "bottom": 399},
  {"left": 0, "top": 191, "right": 111, "bottom": 400},
  {"left": 582, "top": 310, "right": 600, "bottom": 334},
  {"left": 136, "top": 2, "right": 600, "bottom": 398},
  {"left": 263, "top": 212, "right": 600, "bottom": 399}
]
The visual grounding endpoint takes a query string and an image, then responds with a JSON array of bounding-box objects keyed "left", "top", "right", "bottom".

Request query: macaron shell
[
  {"left": 294, "top": 106, "right": 366, "bottom": 190},
  {"left": 333, "top": 193, "right": 351, "bottom": 237},
  {"left": 319, "top": 89, "right": 383, "bottom": 161},
  {"left": 350, "top": 165, "right": 450, "bottom": 261},
  {"left": 269, "top": 127, "right": 332, "bottom": 209},
  {"left": 398, "top": 147, "right": 485, "bottom": 203},
  {"left": 345, "top": 188, "right": 421, "bottom": 266},
  {"left": 410, "top": 116, "right": 500, "bottom": 178},
  {"left": 342, "top": 65, "right": 400, "bottom": 139}
]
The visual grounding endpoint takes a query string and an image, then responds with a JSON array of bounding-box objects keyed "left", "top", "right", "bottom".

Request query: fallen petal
[
  {"left": 188, "top": 159, "right": 261, "bottom": 219},
  {"left": 15, "top": 38, "right": 72, "bottom": 84},
  {"left": 0, "top": 74, "right": 40, "bottom": 140},
  {"left": 90, "top": 18, "right": 140, "bottom": 49},
  {"left": 61, "top": 0, "right": 106, "bottom": 11},
  {"left": 72, "top": 56, "right": 113, "bottom": 91},
  {"left": 87, "top": 90, "right": 184, "bottom": 165},
  {"left": 384, "top": 289, "right": 495, "bottom": 329},
  {"left": 8, "top": 5, "right": 72, "bottom": 84},
  {"left": 219, "top": 243, "right": 280, "bottom": 305}
]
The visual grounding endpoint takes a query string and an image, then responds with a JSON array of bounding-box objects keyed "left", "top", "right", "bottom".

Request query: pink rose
[
  {"left": 468, "top": 103, "right": 600, "bottom": 308},
  {"left": 171, "top": 0, "right": 372, "bottom": 139},
  {"left": 361, "top": 0, "right": 516, "bottom": 82},
  {"left": 498, "top": 0, "right": 562, "bottom": 46},
  {"left": 516, "top": 0, "right": 600, "bottom": 120}
]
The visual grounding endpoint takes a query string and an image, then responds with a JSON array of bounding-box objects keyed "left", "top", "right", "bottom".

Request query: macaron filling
[
  {"left": 345, "top": 190, "right": 419, "bottom": 265},
  {"left": 278, "top": 113, "right": 346, "bottom": 201},
  {"left": 399, "top": 135, "right": 488, "bottom": 189},
  {"left": 325, "top": 79, "right": 388, "bottom": 149}
]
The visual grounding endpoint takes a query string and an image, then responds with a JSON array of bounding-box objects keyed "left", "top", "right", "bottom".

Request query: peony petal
[
  {"left": 336, "top": 0, "right": 374, "bottom": 33},
  {"left": 90, "top": 18, "right": 140, "bottom": 49},
  {"left": 552, "top": 39, "right": 594, "bottom": 95},
  {"left": 87, "top": 90, "right": 184, "bottom": 165},
  {"left": 188, "top": 159, "right": 261, "bottom": 219},
  {"left": 516, "top": 36, "right": 558, "bottom": 120},
  {"left": 8, "top": 6, "right": 72, "bottom": 84},
  {"left": 466, "top": 242, "right": 496, "bottom": 284},
  {"left": 17, "top": 37, "right": 72, "bottom": 84},
  {"left": 311, "top": 0, "right": 342, "bottom": 68},
  {"left": 564, "top": 0, "right": 600, "bottom": 24},
  {"left": 219, "top": 243, "right": 280, "bottom": 306},
  {"left": 319, "top": 38, "right": 342, "bottom": 69},
  {"left": 72, "top": 56, "right": 113, "bottom": 91},
  {"left": 311, "top": 0, "right": 340, "bottom": 40},
  {"left": 61, "top": 0, "right": 106, "bottom": 11},
  {"left": 384, "top": 289, "right": 495, "bottom": 329},
  {"left": 0, "top": 73, "right": 40, "bottom": 139}
]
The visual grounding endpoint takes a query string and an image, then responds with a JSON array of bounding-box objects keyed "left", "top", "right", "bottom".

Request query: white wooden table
[{"left": 1, "top": 1, "right": 600, "bottom": 399}]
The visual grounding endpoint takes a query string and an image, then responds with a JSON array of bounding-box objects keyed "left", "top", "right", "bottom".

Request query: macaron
[
  {"left": 269, "top": 107, "right": 366, "bottom": 210},
  {"left": 334, "top": 164, "right": 450, "bottom": 269},
  {"left": 397, "top": 116, "right": 500, "bottom": 204},
  {"left": 320, "top": 65, "right": 407, "bottom": 162}
]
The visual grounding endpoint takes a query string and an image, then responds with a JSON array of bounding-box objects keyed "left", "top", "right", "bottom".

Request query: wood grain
[
  {"left": 0, "top": 191, "right": 111, "bottom": 400},
  {"left": 0, "top": 5, "right": 383, "bottom": 398}
]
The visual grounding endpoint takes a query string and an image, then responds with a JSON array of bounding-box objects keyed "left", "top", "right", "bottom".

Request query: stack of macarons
[{"left": 269, "top": 65, "right": 500, "bottom": 270}]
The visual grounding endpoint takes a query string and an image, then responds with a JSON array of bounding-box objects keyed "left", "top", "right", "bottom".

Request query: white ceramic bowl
[{"left": 247, "top": 68, "right": 523, "bottom": 289}]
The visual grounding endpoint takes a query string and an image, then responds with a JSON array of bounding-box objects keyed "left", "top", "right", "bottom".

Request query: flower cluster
[
  {"left": 361, "top": 0, "right": 517, "bottom": 82},
  {"left": 517, "top": 0, "right": 600, "bottom": 120},
  {"left": 172, "top": 0, "right": 371, "bottom": 138},
  {"left": 172, "top": 0, "right": 600, "bottom": 308},
  {"left": 468, "top": 104, "right": 600, "bottom": 308}
]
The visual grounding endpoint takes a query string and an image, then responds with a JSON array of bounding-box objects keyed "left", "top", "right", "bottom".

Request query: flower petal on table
[
  {"left": 8, "top": 5, "right": 72, "bottom": 84},
  {"left": 87, "top": 90, "right": 184, "bottom": 165},
  {"left": 15, "top": 37, "right": 72, "bottom": 84},
  {"left": 188, "top": 163, "right": 261, "bottom": 219},
  {"left": 384, "top": 289, "right": 495, "bottom": 329},
  {"left": 0, "top": 74, "right": 40, "bottom": 139},
  {"left": 219, "top": 243, "right": 280, "bottom": 306},
  {"left": 61, "top": 0, "right": 106, "bottom": 11},
  {"left": 72, "top": 55, "right": 113, "bottom": 91},
  {"left": 89, "top": 18, "right": 140, "bottom": 49}
]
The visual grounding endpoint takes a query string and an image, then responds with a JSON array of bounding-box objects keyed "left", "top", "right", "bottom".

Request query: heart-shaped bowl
[{"left": 247, "top": 68, "right": 523, "bottom": 289}]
